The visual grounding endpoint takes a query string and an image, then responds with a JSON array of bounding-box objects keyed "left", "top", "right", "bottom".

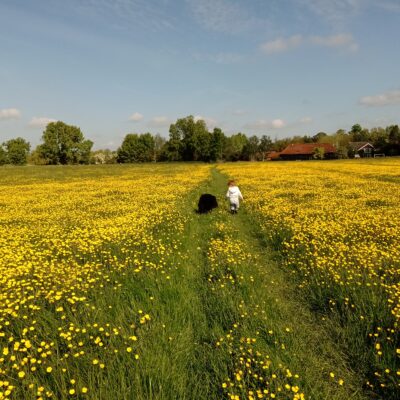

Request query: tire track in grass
[
  {"left": 177, "top": 168, "right": 368, "bottom": 400},
  {"left": 126, "top": 167, "right": 368, "bottom": 399}
]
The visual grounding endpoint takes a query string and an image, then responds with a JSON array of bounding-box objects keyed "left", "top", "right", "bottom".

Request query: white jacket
[{"left": 226, "top": 186, "right": 243, "bottom": 205}]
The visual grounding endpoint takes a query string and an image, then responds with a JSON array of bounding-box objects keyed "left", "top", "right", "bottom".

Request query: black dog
[{"left": 197, "top": 194, "right": 218, "bottom": 214}]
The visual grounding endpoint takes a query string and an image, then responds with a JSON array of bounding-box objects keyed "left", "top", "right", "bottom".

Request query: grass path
[{"left": 128, "top": 167, "right": 368, "bottom": 399}]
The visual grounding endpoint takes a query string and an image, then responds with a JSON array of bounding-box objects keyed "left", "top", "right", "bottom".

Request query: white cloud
[
  {"left": 260, "top": 35, "right": 303, "bottom": 54},
  {"left": 261, "top": 33, "right": 358, "bottom": 54},
  {"left": 129, "top": 112, "right": 143, "bottom": 122},
  {"left": 300, "top": 116, "right": 313, "bottom": 124},
  {"left": 79, "top": 0, "right": 175, "bottom": 31},
  {"left": 193, "top": 51, "right": 244, "bottom": 64},
  {"left": 310, "top": 33, "right": 358, "bottom": 51},
  {"left": 359, "top": 90, "right": 400, "bottom": 107},
  {"left": 233, "top": 109, "right": 247, "bottom": 116},
  {"left": 194, "top": 115, "right": 217, "bottom": 129},
  {"left": 301, "top": 1, "right": 400, "bottom": 24},
  {"left": 0, "top": 108, "right": 21, "bottom": 120},
  {"left": 245, "top": 119, "right": 286, "bottom": 130},
  {"left": 28, "top": 117, "right": 57, "bottom": 128},
  {"left": 271, "top": 119, "right": 286, "bottom": 128},
  {"left": 300, "top": 0, "right": 362, "bottom": 23},
  {"left": 148, "top": 116, "right": 172, "bottom": 128},
  {"left": 187, "top": 0, "right": 263, "bottom": 34}
]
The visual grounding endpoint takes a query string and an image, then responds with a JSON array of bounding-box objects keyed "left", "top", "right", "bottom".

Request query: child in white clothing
[{"left": 226, "top": 180, "right": 243, "bottom": 214}]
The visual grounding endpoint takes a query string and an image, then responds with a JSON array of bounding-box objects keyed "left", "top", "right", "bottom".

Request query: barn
[{"left": 279, "top": 143, "right": 337, "bottom": 160}]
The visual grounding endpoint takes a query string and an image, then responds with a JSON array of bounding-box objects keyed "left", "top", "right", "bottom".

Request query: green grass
[{"left": 1, "top": 165, "right": 383, "bottom": 399}]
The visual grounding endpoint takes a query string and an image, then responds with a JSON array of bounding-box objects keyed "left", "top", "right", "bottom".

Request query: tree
[
  {"left": 37, "top": 121, "right": 93, "bottom": 164},
  {"left": 163, "top": 125, "right": 183, "bottom": 161},
  {"left": 90, "top": 149, "right": 117, "bottom": 164},
  {"left": 117, "top": 133, "right": 155, "bottom": 163},
  {"left": 210, "top": 127, "right": 225, "bottom": 162},
  {"left": 386, "top": 125, "right": 400, "bottom": 155},
  {"left": 242, "top": 135, "right": 259, "bottom": 161},
  {"left": 29, "top": 149, "right": 48, "bottom": 165},
  {"left": 0, "top": 145, "right": 8, "bottom": 165},
  {"left": 313, "top": 147, "right": 325, "bottom": 160},
  {"left": 258, "top": 135, "right": 273, "bottom": 160},
  {"left": 168, "top": 116, "right": 211, "bottom": 161},
  {"left": 388, "top": 125, "right": 400, "bottom": 145},
  {"left": 3, "top": 137, "right": 30, "bottom": 165},
  {"left": 154, "top": 134, "right": 166, "bottom": 162},
  {"left": 223, "top": 133, "right": 248, "bottom": 161},
  {"left": 369, "top": 127, "right": 388, "bottom": 150},
  {"left": 349, "top": 124, "right": 369, "bottom": 142},
  {"left": 312, "top": 132, "right": 328, "bottom": 143}
]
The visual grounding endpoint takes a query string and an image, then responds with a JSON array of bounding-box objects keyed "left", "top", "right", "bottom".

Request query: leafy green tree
[
  {"left": 258, "top": 135, "right": 273, "bottom": 160},
  {"left": 154, "top": 134, "right": 167, "bottom": 162},
  {"left": 242, "top": 135, "right": 259, "bottom": 161},
  {"left": 28, "top": 149, "right": 47, "bottom": 165},
  {"left": 312, "top": 132, "right": 328, "bottom": 143},
  {"left": 163, "top": 126, "right": 183, "bottom": 161},
  {"left": 90, "top": 149, "right": 117, "bottom": 164},
  {"left": 349, "top": 124, "right": 369, "bottom": 142},
  {"left": 169, "top": 116, "right": 211, "bottom": 161},
  {"left": 313, "top": 147, "right": 325, "bottom": 160},
  {"left": 387, "top": 125, "right": 400, "bottom": 145},
  {"left": 3, "top": 137, "right": 30, "bottom": 165},
  {"left": 369, "top": 127, "right": 388, "bottom": 149},
  {"left": 386, "top": 125, "right": 400, "bottom": 155},
  {"left": 0, "top": 145, "right": 8, "bottom": 165},
  {"left": 223, "top": 133, "right": 248, "bottom": 161},
  {"left": 210, "top": 127, "right": 225, "bottom": 162},
  {"left": 117, "top": 133, "right": 155, "bottom": 163},
  {"left": 37, "top": 121, "right": 93, "bottom": 164}
]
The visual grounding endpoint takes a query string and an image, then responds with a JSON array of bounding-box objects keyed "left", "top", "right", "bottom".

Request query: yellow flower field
[
  {"left": 1, "top": 160, "right": 399, "bottom": 399},
  {"left": 219, "top": 159, "right": 400, "bottom": 394},
  {"left": 0, "top": 164, "right": 210, "bottom": 399}
]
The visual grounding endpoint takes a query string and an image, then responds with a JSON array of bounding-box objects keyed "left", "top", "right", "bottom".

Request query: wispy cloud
[
  {"left": 300, "top": 116, "right": 313, "bottom": 124},
  {"left": 300, "top": 0, "right": 362, "bottom": 24},
  {"left": 0, "top": 108, "right": 21, "bottom": 120},
  {"left": 260, "top": 35, "right": 303, "bottom": 54},
  {"left": 148, "top": 116, "right": 172, "bottom": 128},
  {"left": 244, "top": 119, "right": 286, "bottom": 130},
  {"left": 310, "top": 33, "right": 358, "bottom": 51},
  {"left": 232, "top": 109, "right": 247, "bottom": 116},
  {"left": 301, "top": 0, "right": 400, "bottom": 24},
  {"left": 359, "top": 90, "right": 400, "bottom": 106},
  {"left": 187, "top": 0, "right": 264, "bottom": 34},
  {"left": 261, "top": 33, "right": 358, "bottom": 54},
  {"left": 379, "top": 1, "right": 400, "bottom": 12},
  {"left": 79, "top": 0, "right": 176, "bottom": 31},
  {"left": 194, "top": 52, "right": 245, "bottom": 64},
  {"left": 128, "top": 112, "right": 144, "bottom": 122},
  {"left": 28, "top": 117, "right": 57, "bottom": 128}
]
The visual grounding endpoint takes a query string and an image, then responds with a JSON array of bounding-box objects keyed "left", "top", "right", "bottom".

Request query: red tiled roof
[
  {"left": 266, "top": 151, "right": 280, "bottom": 159},
  {"left": 280, "top": 143, "right": 337, "bottom": 155}
]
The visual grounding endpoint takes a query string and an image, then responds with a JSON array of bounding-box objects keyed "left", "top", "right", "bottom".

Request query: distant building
[
  {"left": 279, "top": 143, "right": 337, "bottom": 160},
  {"left": 265, "top": 151, "right": 281, "bottom": 161},
  {"left": 348, "top": 142, "right": 375, "bottom": 158}
]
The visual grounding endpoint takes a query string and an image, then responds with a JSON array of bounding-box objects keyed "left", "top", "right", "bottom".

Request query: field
[{"left": 0, "top": 160, "right": 399, "bottom": 399}]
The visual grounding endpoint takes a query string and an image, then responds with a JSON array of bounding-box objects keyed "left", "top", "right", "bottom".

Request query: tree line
[{"left": 1, "top": 117, "right": 400, "bottom": 165}]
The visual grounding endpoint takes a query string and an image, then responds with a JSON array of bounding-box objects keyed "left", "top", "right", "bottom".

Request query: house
[
  {"left": 265, "top": 151, "right": 281, "bottom": 161},
  {"left": 279, "top": 143, "right": 337, "bottom": 160},
  {"left": 348, "top": 142, "right": 375, "bottom": 158}
]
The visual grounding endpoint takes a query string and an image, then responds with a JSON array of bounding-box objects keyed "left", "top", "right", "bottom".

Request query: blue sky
[{"left": 1, "top": 0, "right": 400, "bottom": 149}]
